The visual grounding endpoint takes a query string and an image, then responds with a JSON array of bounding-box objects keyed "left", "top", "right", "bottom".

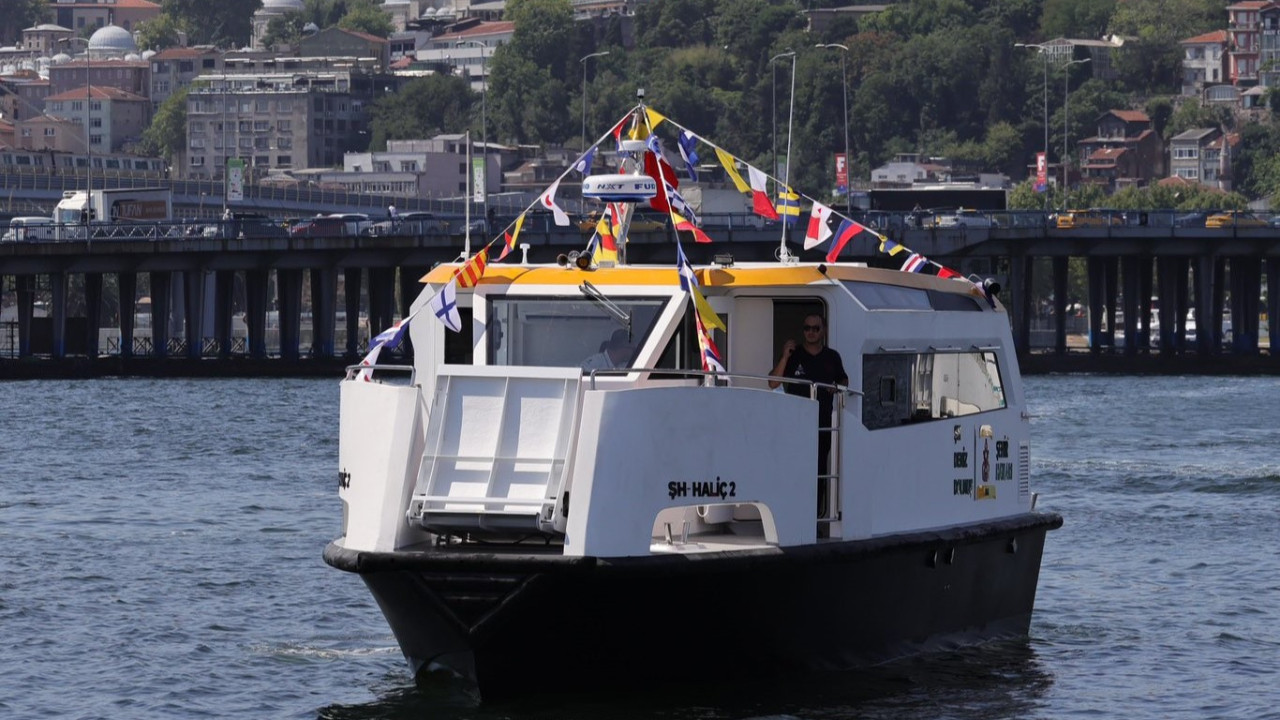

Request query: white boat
[{"left": 323, "top": 107, "right": 1061, "bottom": 698}]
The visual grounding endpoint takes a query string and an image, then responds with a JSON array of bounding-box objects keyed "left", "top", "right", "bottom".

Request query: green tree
[
  {"left": 338, "top": 0, "right": 393, "bottom": 38},
  {"left": 487, "top": 0, "right": 579, "bottom": 145},
  {"left": 135, "top": 13, "right": 186, "bottom": 51},
  {"left": 0, "top": 0, "right": 49, "bottom": 45},
  {"left": 1164, "top": 98, "right": 1233, "bottom": 139},
  {"left": 1039, "top": 0, "right": 1115, "bottom": 39},
  {"left": 367, "top": 75, "right": 476, "bottom": 149},
  {"left": 160, "top": 0, "right": 260, "bottom": 47},
  {"left": 140, "top": 87, "right": 189, "bottom": 163},
  {"left": 261, "top": 13, "right": 305, "bottom": 49}
]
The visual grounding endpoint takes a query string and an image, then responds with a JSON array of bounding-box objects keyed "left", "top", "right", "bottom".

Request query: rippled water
[{"left": 2, "top": 375, "right": 1278, "bottom": 719}]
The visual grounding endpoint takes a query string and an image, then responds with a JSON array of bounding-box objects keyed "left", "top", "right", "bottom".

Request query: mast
[{"left": 463, "top": 129, "right": 472, "bottom": 258}]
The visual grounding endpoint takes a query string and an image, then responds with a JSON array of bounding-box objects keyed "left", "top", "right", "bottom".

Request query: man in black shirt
[{"left": 769, "top": 313, "right": 848, "bottom": 483}]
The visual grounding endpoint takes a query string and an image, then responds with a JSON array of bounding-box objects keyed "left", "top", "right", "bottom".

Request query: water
[{"left": 2, "top": 375, "right": 1279, "bottom": 719}]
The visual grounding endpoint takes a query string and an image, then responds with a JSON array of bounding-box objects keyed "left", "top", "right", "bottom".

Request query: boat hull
[{"left": 324, "top": 512, "right": 1061, "bottom": 698}]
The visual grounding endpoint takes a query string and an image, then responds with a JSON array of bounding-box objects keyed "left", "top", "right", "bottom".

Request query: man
[
  {"left": 769, "top": 313, "right": 848, "bottom": 480},
  {"left": 581, "top": 328, "right": 633, "bottom": 371}
]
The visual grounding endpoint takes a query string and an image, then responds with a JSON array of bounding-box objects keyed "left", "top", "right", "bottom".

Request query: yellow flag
[
  {"left": 714, "top": 148, "right": 751, "bottom": 193},
  {"left": 644, "top": 108, "right": 666, "bottom": 132},
  {"left": 692, "top": 286, "right": 726, "bottom": 332}
]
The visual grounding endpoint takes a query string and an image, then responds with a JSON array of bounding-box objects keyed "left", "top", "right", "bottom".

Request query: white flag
[
  {"left": 539, "top": 178, "right": 571, "bottom": 226},
  {"left": 804, "top": 201, "right": 835, "bottom": 249},
  {"left": 355, "top": 343, "right": 382, "bottom": 382},
  {"left": 429, "top": 279, "right": 462, "bottom": 333}
]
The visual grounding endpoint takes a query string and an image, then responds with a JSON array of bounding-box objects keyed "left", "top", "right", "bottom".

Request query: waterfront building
[{"left": 183, "top": 71, "right": 368, "bottom": 179}]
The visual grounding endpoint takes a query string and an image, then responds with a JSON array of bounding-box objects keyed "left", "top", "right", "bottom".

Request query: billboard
[
  {"left": 1034, "top": 152, "right": 1047, "bottom": 193},
  {"left": 835, "top": 153, "right": 848, "bottom": 194},
  {"left": 227, "top": 158, "right": 245, "bottom": 202},
  {"left": 472, "top": 157, "right": 485, "bottom": 203}
]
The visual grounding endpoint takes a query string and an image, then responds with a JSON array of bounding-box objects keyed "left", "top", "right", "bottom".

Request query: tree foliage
[
  {"left": 368, "top": 75, "right": 477, "bottom": 150},
  {"left": 135, "top": 14, "right": 186, "bottom": 51},
  {"left": 0, "top": 0, "right": 49, "bottom": 45},
  {"left": 159, "top": 0, "right": 261, "bottom": 47},
  {"left": 338, "top": 0, "right": 394, "bottom": 38},
  {"left": 139, "top": 87, "right": 189, "bottom": 163}
]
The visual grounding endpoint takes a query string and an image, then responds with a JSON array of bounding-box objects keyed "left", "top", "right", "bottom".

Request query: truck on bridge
[{"left": 52, "top": 188, "right": 174, "bottom": 239}]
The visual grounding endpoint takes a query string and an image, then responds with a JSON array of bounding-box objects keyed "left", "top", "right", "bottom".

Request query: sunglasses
[{"left": 803, "top": 325, "right": 823, "bottom": 332}]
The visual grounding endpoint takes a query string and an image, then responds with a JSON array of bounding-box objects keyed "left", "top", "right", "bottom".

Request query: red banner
[
  {"left": 835, "top": 153, "right": 848, "bottom": 193},
  {"left": 1035, "top": 152, "right": 1047, "bottom": 193}
]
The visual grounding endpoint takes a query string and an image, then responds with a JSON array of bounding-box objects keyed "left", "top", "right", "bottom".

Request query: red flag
[
  {"left": 644, "top": 151, "right": 679, "bottom": 213},
  {"left": 673, "top": 212, "right": 713, "bottom": 244},
  {"left": 825, "top": 218, "right": 868, "bottom": 263},
  {"left": 496, "top": 213, "right": 525, "bottom": 262},
  {"left": 453, "top": 248, "right": 488, "bottom": 288},
  {"left": 747, "top": 166, "right": 779, "bottom": 220},
  {"left": 937, "top": 266, "right": 962, "bottom": 279}
]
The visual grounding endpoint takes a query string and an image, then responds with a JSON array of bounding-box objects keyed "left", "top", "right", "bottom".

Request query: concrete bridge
[{"left": 1, "top": 212, "right": 1278, "bottom": 375}]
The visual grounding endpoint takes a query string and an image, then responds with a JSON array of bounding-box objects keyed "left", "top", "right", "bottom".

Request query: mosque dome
[
  {"left": 51, "top": 52, "right": 72, "bottom": 64},
  {"left": 88, "top": 24, "right": 137, "bottom": 54},
  {"left": 141, "top": 49, "right": 156, "bottom": 60},
  {"left": 261, "top": 0, "right": 305, "bottom": 10}
]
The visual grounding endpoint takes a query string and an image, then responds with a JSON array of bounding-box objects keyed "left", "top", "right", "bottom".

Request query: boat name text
[{"left": 668, "top": 478, "right": 737, "bottom": 500}]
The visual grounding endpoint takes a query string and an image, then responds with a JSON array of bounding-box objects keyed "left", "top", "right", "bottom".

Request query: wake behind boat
[{"left": 323, "top": 103, "right": 1062, "bottom": 698}]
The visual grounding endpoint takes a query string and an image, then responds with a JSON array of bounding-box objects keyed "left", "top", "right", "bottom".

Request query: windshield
[{"left": 486, "top": 295, "right": 670, "bottom": 369}]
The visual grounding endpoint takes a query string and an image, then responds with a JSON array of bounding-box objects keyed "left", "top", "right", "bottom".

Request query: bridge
[{"left": 1, "top": 205, "right": 1278, "bottom": 375}]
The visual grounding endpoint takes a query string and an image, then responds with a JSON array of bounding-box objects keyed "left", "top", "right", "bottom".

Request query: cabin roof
[{"left": 421, "top": 262, "right": 994, "bottom": 304}]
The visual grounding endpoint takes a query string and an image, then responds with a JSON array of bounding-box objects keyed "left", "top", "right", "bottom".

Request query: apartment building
[
  {"left": 1076, "top": 110, "right": 1165, "bottom": 189},
  {"left": 1180, "top": 30, "right": 1228, "bottom": 96},
  {"left": 43, "top": 85, "right": 150, "bottom": 152},
  {"left": 1168, "top": 127, "right": 1239, "bottom": 190},
  {"left": 183, "top": 72, "right": 367, "bottom": 179}
]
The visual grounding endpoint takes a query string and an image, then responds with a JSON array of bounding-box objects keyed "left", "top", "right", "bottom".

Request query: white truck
[{"left": 53, "top": 188, "right": 174, "bottom": 239}]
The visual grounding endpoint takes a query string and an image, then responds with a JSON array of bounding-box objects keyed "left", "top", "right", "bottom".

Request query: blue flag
[
  {"left": 573, "top": 146, "right": 596, "bottom": 175},
  {"left": 677, "top": 131, "right": 700, "bottom": 181}
]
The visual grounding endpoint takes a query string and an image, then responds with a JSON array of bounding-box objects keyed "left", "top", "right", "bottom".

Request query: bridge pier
[
  {"left": 214, "top": 270, "right": 235, "bottom": 359},
  {"left": 85, "top": 272, "right": 103, "bottom": 359},
  {"left": 1138, "top": 257, "right": 1154, "bottom": 353},
  {"left": 1121, "top": 257, "right": 1140, "bottom": 356},
  {"left": 311, "top": 267, "right": 337, "bottom": 359},
  {"left": 150, "top": 271, "right": 171, "bottom": 358},
  {"left": 50, "top": 270, "right": 67, "bottom": 359},
  {"left": 368, "top": 267, "right": 396, "bottom": 342},
  {"left": 344, "top": 268, "right": 362, "bottom": 358},
  {"left": 1052, "top": 257, "right": 1068, "bottom": 354},
  {"left": 16, "top": 274, "right": 35, "bottom": 357},
  {"left": 184, "top": 270, "right": 208, "bottom": 360},
  {"left": 1008, "top": 253, "right": 1032, "bottom": 358},
  {"left": 278, "top": 268, "right": 303, "bottom": 362},
  {"left": 245, "top": 269, "right": 269, "bottom": 360},
  {"left": 1269, "top": 260, "right": 1280, "bottom": 355},
  {"left": 119, "top": 272, "right": 136, "bottom": 359},
  {"left": 1231, "top": 257, "right": 1263, "bottom": 354}
]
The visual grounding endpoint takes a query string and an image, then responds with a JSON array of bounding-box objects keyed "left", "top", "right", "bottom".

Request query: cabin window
[
  {"left": 653, "top": 308, "right": 727, "bottom": 374},
  {"left": 845, "top": 282, "right": 983, "bottom": 312},
  {"left": 862, "top": 351, "right": 1005, "bottom": 430},
  {"left": 486, "top": 296, "right": 669, "bottom": 369}
]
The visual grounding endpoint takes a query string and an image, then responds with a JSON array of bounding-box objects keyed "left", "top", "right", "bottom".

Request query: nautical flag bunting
[
  {"left": 429, "top": 278, "right": 462, "bottom": 332},
  {"left": 826, "top": 218, "right": 868, "bottom": 263},
  {"left": 539, "top": 178, "right": 571, "bottom": 226},
  {"left": 777, "top": 186, "right": 800, "bottom": 226},
  {"left": 573, "top": 146, "right": 596, "bottom": 175},
  {"left": 676, "top": 242, "right": 725, "bottom": 331},
  {"left": 715, "top": 147, "right": 751, "bottom": 193},
  {"left": 746, "top": 166, "right": 779, "bottom": 220},
  {"left": 804, "top": 201, "right": 835, "bottom": 249},
  {"left": 672, "top": 211, "right": 713, "bottom": 244},
  {"left": 497, "top": 212, "right": 526, "bottom": 261},
  {"left": 677, "top": 130, "right": 700, "bottom": 181},
  {"left": 454, "top": 248, "right": 488, "bottom": 288},
  {"left": 901, "top": 253, "right": 928, "bottom": 273}
]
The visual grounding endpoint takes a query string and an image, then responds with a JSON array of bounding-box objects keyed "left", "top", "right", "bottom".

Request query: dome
[
  {"left": 302, "top": 22, "right": 319, "bottom": 34},
  {"left": 261, "top": 0, "right": 305, "bottom": 10},
  {"left": 51, "top": 52, "right": 72, "bottom": 64},
  {"left": 141, "top": 49, "right": 156, "bottom": 59},
  {"left": 88, "top": 24, "right": 137, "bottom": 54},
  {"left": 124, "top": 52, "right": 141, "bottom": 61}
]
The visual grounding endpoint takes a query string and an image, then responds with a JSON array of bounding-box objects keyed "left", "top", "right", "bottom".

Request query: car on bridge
[
  {"left": 364, "top": 211, "right": 449, "bottom": 237},
  {"left": 934, "top": 208, "right": 998, "bottom": 229},
  {"left": 1204, "top": 210, "right": 1266, "bottom": 228},
  {"left": 290, "top": 213, "right": 371, "bottom": 237},
  {"left": 1055, "top": 209, "right": 1122, "bottom": 229}
]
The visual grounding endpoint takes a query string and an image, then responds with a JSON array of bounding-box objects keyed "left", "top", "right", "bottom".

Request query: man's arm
[{"left": 768, "top": 340, "right": 796, "bottom": 389}]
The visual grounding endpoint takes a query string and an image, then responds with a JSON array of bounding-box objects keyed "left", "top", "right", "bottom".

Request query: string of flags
[{"left": 358, "top": 103, "right": 997, "bottom": 372}]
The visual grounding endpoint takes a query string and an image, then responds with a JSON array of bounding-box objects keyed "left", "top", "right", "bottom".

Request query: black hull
[{"left": 324, "top": 512, "right": 1062, "bottom": 698}]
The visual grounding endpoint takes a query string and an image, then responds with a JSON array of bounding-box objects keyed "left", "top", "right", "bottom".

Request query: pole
[
  {"left": 1016, "top": 43, "right": 1050, "bottom": 210},
  {"left": 768, "top": 50, "right": 795, "bottom": 258},
  {"left": 781, "top": 52, "right": 796, "bottom": 256},
  {"left": 459, "top": 40, "right": 491, "bottom": 221},
  {"left": 463, "top": 129, "right": 471, "bottom": 259},
  {"left": 818, "top": 44, "right": 851, "bottom": 217},
  {"left": 1062, "top": 58, "right": 1091, "bottom": 212}
]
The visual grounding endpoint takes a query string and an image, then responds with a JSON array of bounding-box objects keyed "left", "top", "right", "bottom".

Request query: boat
[{"left": 323, "top": 104, "right": 1062, "bottom": 698}]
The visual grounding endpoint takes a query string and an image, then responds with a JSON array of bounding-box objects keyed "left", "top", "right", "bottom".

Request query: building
[
  {"left": 1076, "top": 110, "right": 1164, "bottom": 189},
  {"left": 183, "top": 71, "right": 368, "bottom": 179},
  {"left": 43, "top": 85, "right": 150, "bottom": 152},
  {"left": 20, "top": 24, "right": 74, "bottom": 55},
  {"left": 48, "top": 58, "right": 149, "bottom": 98},
  {"left": 1227, "top": 1, "right": 1267, "bottom": 86},
  {"left": 251, "top": 0, "right": 306, "bottom": 50},
  {"left": 150, "top": 47, "right": 224, "bottom": 109},
  {"left": 1180, "top": 30, "right": 1229, "bottom": 96},
  {"left": 298, "top": 27, "right": 390, "bottom": 73},
  {"left": 0, "top": 76, "right": 51, "bottom": 122},
  {"left": 340, "top": 136, "right": 503, "bottom": 197},
  {"left": 11, "top": 114, "right": 83, "bottom": 152},
  {"left": 1167, "top": 127, "right": 1239, "bottom": 190},
  {"left": 49, "top": 0, "right": 162, "bottom": 35},
  {"left": 1260, "top": 4, "right": 1280, "bottom": 90},
  {"left": 419, "top": 20, "right": 513, "bottom": 90}
]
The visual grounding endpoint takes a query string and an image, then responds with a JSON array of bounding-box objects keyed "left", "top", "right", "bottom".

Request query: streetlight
[
  {"left": 1016, "top": 42, "right": 1050, "bottom": 209},
  {"left": 817, "top": 43, "right": 851, "bottom": 218},
  {"left": 58, "top": 36, "right": 91, "bottom": 192},
  {"left": 458, "top": 40, "right": 490, "bottom": 221},
  {"left": 1062, "top": 57, "right": 1091, "bottom": 211}
]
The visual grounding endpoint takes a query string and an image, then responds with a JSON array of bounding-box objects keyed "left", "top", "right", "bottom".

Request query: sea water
[{"left": 1, "top": 375, "right": 1278, "bottom": 719}]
